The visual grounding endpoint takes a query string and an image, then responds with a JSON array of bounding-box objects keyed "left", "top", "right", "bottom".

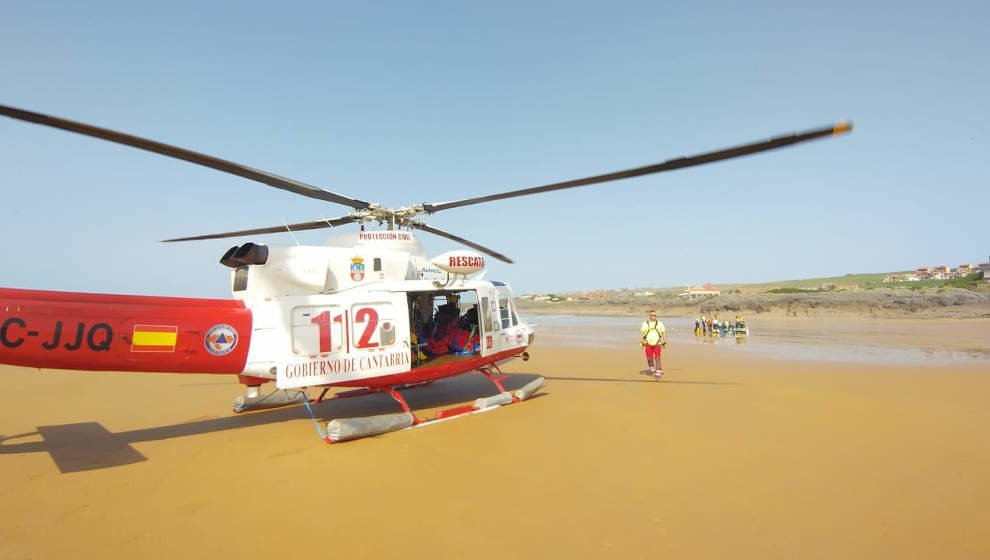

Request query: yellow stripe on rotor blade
[
  {"left": 832, "top": 121, "right": 853, "bottom": 135},
  {"left": 133, "top": 331, "right": 178, "bottom": 347}
]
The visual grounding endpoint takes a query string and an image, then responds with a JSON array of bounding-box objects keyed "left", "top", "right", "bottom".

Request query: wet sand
[{"left": 2, "top": 320, "right": 989, "bottom": 558}]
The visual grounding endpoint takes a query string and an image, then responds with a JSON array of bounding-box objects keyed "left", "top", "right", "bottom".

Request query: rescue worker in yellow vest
[{"left": 640, "top": 311, "right": 667, "bottom": 378}]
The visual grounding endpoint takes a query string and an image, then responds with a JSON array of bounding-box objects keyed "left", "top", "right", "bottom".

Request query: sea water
[{"left": 522, "top": 314, "right": 990, "bottom": 366}]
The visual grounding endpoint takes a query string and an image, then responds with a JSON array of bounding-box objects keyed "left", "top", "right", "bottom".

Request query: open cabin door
[{"left": 407, "top": 289, "right": 485, "bottom": 367}]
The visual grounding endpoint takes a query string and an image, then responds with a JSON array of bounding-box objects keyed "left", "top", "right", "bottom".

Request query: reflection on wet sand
[{"left": 527, "top": 314, "right": 990, "bottom": 365}]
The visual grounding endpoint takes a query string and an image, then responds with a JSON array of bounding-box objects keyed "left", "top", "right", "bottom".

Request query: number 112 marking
[{"left": 309, "top": 307, "right": 381, "bottom": 354}]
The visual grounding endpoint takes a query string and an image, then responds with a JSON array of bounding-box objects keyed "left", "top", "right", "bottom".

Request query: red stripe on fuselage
[
  {"left": 0, "top": 287, "right": 251, "bottom": 374},
  {"left": 130, "top": 345, "right": 177, "bottom": 353}
]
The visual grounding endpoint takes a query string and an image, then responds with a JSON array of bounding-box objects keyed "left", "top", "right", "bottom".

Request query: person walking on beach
[{"left": 640, "top": 311, "right": 667, "bottom": 378}]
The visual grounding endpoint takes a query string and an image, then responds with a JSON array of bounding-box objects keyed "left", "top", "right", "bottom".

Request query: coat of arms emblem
[{"left": 350, "top": 256, "right": 365, "bottom": 281}]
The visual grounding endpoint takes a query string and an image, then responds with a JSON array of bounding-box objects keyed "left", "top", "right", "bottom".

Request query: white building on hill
[{"left": 680, "top": 284, "right": 720, "bottom": 299}]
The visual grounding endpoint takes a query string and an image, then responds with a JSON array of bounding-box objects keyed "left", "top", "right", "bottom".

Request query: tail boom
[{"left": 0, "top": 287, "right": 251, "bottom": 374}]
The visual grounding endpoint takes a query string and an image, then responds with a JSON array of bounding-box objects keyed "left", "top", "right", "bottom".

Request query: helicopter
[{"left": 0, "top": 105, "right": 851, "bottom": 442}]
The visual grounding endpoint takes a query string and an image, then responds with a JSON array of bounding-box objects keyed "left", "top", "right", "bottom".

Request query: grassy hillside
[
  {"left": 540, "top": 272, "right": 987, "bottom": 298},
  {"left": 518, "top": 271, "right": 990, "bottom": 319},
  {"left": 721, "top": 271, "right": 909, "bottom": 293},
  {"left": 679, "top": 271, "right": 988, "bottom": 295}
]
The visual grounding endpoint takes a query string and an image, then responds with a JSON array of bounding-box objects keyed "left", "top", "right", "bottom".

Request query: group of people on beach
[{"left": 694, "top": 314, "right": 745, "bottom": 337}]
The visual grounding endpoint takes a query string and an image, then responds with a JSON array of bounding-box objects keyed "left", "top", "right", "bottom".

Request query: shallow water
[{"left": 523, "top": 314, "right": 990, "bottom": 366}]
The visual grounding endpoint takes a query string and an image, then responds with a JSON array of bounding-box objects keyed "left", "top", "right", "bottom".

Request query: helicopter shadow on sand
[{"left": 0, "top": 372, "right": 543, "bottom": 474}]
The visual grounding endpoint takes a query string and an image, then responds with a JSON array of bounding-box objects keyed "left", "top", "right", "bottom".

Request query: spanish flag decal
[{"left": 131, "top": 325, "right": 178, "bottom": 352}]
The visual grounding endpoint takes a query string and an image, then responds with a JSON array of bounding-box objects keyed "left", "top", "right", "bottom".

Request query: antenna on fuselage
[{"left": 281, "top": 218, "right": 301, "bottom": 246}]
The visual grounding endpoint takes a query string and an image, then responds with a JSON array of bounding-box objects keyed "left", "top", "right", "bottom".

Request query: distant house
[
  {"left": 980, "top": 262, "right": 990, "bottom": 282},
  {"left": 679, "top": 284, "right": 720, "bottom": 299},
  {"left": 950, "top": 266, "right": 973, "bottom": 278},
  {"left": 916, "top": 267, "right": 931, "bottom": 278},
  {"left": 934, "top": 265, "right": 951, "bottom": 274},
  {"left": 884, "top": 274, "right": 922, "bottom": 283},
  {"left": 633, "top": 291, "right": 656, "bottom": 297}
]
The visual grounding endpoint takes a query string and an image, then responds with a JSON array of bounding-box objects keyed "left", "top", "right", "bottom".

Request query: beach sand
[{"left": 2, "top": 321, "right": 989, "bottom": 558}]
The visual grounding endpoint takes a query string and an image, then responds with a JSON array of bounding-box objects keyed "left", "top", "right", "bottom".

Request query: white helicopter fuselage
[{"left": 232, "top": 231, "right": 533, "bottom": 390}]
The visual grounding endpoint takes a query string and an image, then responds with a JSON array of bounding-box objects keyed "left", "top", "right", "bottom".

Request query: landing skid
[
  {"left": 233, "top": 379, "right": 438, "bottom": 414},
  {"left": 232, "top": 368, "right": 546, "bottom": 442},
  {"left": 325, "top": 366, "right": 545, "bottom": 443}
]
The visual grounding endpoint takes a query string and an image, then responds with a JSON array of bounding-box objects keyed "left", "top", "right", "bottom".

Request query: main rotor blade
[
  {"left": 162, "top": 215, "right": 359, "bottom": 242},
  {"left": 408, "top": 222, "right": 514, "bottom": 264},
  {"left": 0, "top": 104, "right": 371, "bottom": 210},
  {"left": 423, "top": 122, "right": 852, "bottom": 213}
]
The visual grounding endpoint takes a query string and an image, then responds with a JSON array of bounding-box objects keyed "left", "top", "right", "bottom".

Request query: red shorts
[{"left": 644, "top": 344, "right": 662, "bottom": 360}]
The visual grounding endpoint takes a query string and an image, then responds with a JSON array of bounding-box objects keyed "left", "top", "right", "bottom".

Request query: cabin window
[
  {"left": 510, "top": 300, "right": 519, "bottom": 327},
  {"left": 373, "top": 257, "right": 382, "bottom": 272},
  {"left": 498, "top": 294, "right": 511, "bottom": 329},
  {"left": 351, "top": 302, "right": 395, "bottom": 349},
  {"left": 291, "top": 306, "right": 345, "bottom": 355}
]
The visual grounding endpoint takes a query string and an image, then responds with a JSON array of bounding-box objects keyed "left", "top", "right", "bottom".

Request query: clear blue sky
[{"left": 2, "top": 1, "right": 988, "bottom": 297}]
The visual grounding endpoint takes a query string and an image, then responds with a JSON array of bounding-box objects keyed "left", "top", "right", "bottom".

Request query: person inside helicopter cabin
[
  {"left": 449, "top": 307, "right": 480, "bottom": 354},
  {"left": 426, "top": 303, "right": 459, "bottom": 356},
  {"left": 640, "top": 310, "right": 667, "bottom": 378}
]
